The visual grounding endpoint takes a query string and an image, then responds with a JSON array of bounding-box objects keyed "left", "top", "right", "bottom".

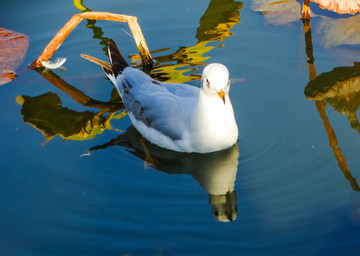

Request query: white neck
[{"left": 188, "top": 90, "right": 238, "bottom": 153}]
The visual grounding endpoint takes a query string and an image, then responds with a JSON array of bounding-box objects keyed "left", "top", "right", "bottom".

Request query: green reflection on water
[
  {"left": 133, "top": 0, "right": 243, "bottom": 83},
  {"left": 17, "top": 68, "right": 124, "bottom": 142},
  {"left": 74, "top": 0, "right": 109, "bottom": 55},
  {"left": 16, "top": 92, "right": 113, "bottom": 141}
]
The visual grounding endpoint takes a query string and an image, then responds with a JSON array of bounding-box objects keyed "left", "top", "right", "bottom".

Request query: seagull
[{"left": 82, "top": 38, "right": 238, "bottom": 153}]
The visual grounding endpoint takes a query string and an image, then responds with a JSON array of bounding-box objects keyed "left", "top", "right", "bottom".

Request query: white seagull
[{"left": 82, "top": 38, "right": 238, "bottom": 153}]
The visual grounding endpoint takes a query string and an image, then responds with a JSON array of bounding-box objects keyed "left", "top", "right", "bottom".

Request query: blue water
[{"left": 1, "top": 0, "right": 360, "bottom": 255}]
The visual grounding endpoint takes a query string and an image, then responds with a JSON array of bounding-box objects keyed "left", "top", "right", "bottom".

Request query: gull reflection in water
[{"left": 91, "top": 126, "right": 239, "bottom": 222}]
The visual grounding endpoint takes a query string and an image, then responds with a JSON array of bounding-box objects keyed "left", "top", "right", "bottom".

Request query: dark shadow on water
[{"left": 90, "top": 125, "right": 240, "bottom": 222}]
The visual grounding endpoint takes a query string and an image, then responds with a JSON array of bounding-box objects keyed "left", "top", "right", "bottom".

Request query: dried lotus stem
[{"left": 31, "top": 12, "right": 153, "bottom": 68}]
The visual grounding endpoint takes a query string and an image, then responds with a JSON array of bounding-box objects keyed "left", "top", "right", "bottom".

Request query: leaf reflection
[
  {"left": 253, "top": 0, "right": 360, "bottom": 49},
  {"left": 251, "top": 0, "right": 301, "bottom": 25},
  {"left": 254, "top": 2, "right": 360, "bottom": 190},
  {"left": 315, "top": 14, "right": 360, "bottom": 48},
  {"left": 90, "top": 126, "right": 239, "bottom": 222},
  {"left": 74, "top": 0, "right": 109, "bottom": 55},
  {"left": 16, "top": 68, "right": 125, "bottom": 142},
  {"left": 16, "top": 92, "right": 110, "bottom": 141},
  {"left": 132, "top": 0, "right": 243, "bottom": 83},
  {"left": 302, "top": 19, "right": 360, "bottom": 192}
]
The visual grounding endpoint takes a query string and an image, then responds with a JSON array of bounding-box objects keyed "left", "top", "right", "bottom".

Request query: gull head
[{"left": 201, "top": 63, "right": 230, "bottom": 104}]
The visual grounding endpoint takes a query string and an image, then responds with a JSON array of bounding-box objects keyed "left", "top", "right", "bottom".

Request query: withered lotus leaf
[
  {"left": 312, "top": 0, "right": 360, "bottom": 15},
  {"left": 0, "top": 28, "right": 29, "bottom": 86}
]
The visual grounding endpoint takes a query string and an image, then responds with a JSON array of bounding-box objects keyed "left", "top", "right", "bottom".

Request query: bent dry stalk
[{"left": 31, "top": 12, "right": 153, "bottom": 68}]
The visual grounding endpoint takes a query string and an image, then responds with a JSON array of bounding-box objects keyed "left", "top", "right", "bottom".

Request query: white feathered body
[{"left": 107, "top": 67, "right": 238, "bottom": 153}]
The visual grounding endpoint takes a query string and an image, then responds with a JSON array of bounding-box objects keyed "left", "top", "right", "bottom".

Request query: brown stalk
[
  {"left": 31, "top": 12, "right": 153, "bottom": 68},
  {"left": 301, "top": 0, "right": 311, "bottom": 20}
]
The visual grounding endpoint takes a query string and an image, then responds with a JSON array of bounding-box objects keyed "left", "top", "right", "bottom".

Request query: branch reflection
[
  {"left": 302, "top": 19, "right": 360, "bottom": 191},
  {"left": 90, "top": 125, "right": 239, "bottom": 222}
]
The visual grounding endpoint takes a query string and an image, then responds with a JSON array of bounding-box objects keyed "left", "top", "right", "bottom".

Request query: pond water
[{"left": 1, "top": 0, "right": 360, "bottom": 255}]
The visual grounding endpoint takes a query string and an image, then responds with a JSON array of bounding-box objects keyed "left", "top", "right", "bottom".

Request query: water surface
[{"left": 1, "top": 0, "right": 360, "bottom": 255}]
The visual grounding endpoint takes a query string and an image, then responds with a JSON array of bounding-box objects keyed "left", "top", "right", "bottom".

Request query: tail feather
[{"left": 108, "top": 38, "right": 129, "bottom": 77}]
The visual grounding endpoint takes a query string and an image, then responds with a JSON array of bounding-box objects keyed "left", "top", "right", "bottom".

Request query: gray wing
[{"left": 117, "top": 68, "right": 199, "bottom": 141}]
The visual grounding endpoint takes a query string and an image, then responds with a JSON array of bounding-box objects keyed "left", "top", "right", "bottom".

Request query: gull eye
[{"left": 206, "top": 79, "right": 210, "bottom": 88}]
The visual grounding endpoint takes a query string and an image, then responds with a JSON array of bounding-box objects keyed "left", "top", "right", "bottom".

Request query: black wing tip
[{"left": 107, "top": 38, "right": 129, "bottom": 77}]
